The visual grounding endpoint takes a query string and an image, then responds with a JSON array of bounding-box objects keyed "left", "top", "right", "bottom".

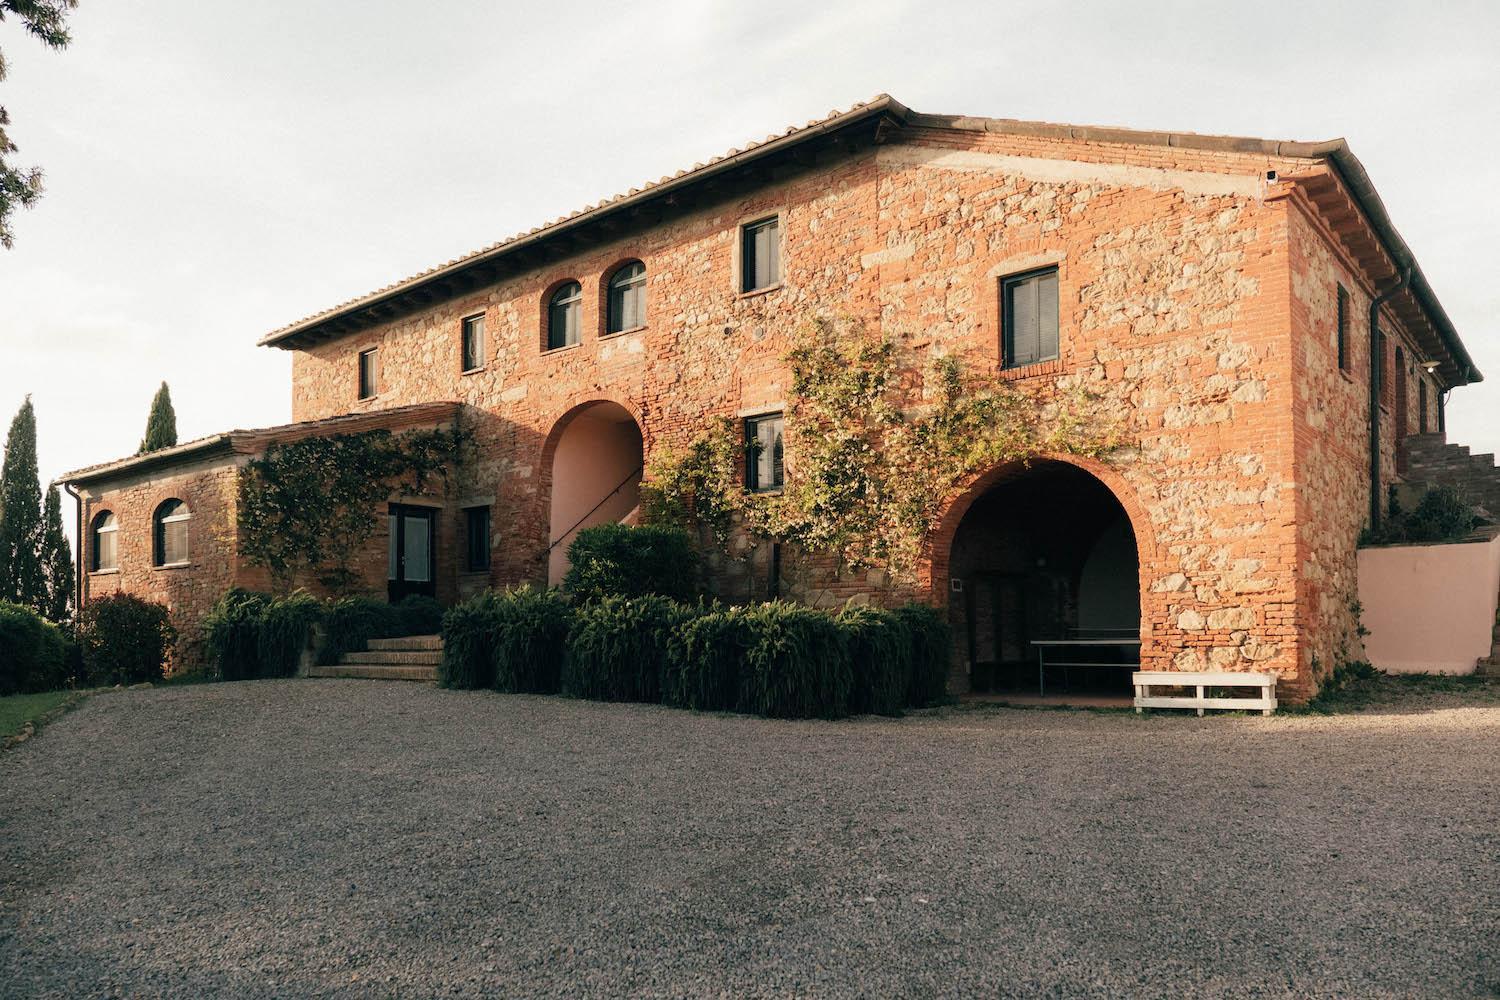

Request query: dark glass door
[{"left": 388, "top": 504, "right": 436, "bottom": 602}]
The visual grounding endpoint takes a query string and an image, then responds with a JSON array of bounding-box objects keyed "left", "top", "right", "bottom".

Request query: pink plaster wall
[
  {"left": 547, "top": 402, "right": 643, "bottom": 584},
  {"left": 1356, "top": 528, "right": 1500, "bottom": 673}
]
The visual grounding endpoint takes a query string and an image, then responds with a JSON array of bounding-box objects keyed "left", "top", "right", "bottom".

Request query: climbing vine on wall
[
  {"left": 237, "top": 424, "right": 472, "bottom": 593},
  {"left": 641, "top": 317, "right": 1125, "bottom": 583}
]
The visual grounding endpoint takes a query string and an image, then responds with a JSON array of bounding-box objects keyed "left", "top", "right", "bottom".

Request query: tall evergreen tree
[
  {"left": 138, "top": 381, "right": 178, "bottom": 453},
  {"left": 0, "top": 395, "right": 44, "bottom": 608},
  {"left": 40, "top": 483, "right": 72, "bottom": 623}
]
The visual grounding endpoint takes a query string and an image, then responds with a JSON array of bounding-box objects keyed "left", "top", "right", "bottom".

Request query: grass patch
[
  {"left": 0, "top": 690, "right": 82, "bottom": 744},
  {"left": 1292, "top": 662, "right": 1500, "bottom": 714}
]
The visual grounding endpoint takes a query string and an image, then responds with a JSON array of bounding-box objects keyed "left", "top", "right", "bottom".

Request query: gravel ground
[{"left": 2, "top": 681, "right": 1497, "bottom": 999}]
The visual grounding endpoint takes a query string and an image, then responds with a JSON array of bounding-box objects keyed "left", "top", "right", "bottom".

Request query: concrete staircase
[
  {"left": 305, "top": 635, "right": 441, "bottom": 682},
  {"left": 1402, "top": 433, "right": 1500, "bottom": 518}
]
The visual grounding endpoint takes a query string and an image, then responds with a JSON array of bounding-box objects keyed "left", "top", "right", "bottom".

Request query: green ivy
[
  {"left": 237, "top": 424, "right": 471, "bottom": 592},
  {"left": 641, "top": 316, "right": 1123, "bottom": 582}
]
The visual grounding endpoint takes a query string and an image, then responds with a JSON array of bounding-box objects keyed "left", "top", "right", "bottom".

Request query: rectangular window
[
  {"left": 1336, "top": 284, "right": 1350, "bottom": 371},
  {"left": 461, "top": 314, "right": 485, "bottom": 372},
  {"left": 1419, "top": 379, "right": 1429, "bottom": 433},
  {"left": 358, "top": 348, "right": 378, "bottom": 400},
  {"left": 745, "top": 413, "right": 785, "bottom": 493},
  {"left": 741, "top": 217, "right": 781, "bottom": 293},
  {"left": 158, "top": 514, "right": 189, "bottom": 566},
  {"left": 1002, "top": 267, "right": 1060, "bottom": 369},
  {"left": 464, "top": 505, "right": 491, "bottom": 572}
]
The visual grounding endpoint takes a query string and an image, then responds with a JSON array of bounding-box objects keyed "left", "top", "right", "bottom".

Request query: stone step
[
  {"left": 306, "top": 663, "right": 437, "bottom": 682},
  {"left": 341, "top": 650, "right": 442, "bottom": 666},
  {"left": 366, "top": 635, "right": 443, "bottom": 652}
]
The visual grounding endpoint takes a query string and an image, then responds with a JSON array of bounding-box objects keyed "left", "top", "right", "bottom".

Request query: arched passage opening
[
  {"left": 946, "top": 460, "right": 1141, "bottom": 698},
  {"left": 546, "top": 400, "right": 644, "bottom": 585}
]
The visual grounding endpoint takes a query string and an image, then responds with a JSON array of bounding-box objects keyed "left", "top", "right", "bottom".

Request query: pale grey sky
[{"left": 3, "top": 0, "right": 1497, "bottom": 543}]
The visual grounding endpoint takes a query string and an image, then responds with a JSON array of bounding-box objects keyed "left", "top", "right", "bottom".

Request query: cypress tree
[
  {"left": 0, "top": 397, "right": 45, "bottom": 609},
  {"left": 139, "top": 381, "right": 178, "bottom": 454},
  {"left": 40, "top": 484, "right": 73, "bottom": 623}
]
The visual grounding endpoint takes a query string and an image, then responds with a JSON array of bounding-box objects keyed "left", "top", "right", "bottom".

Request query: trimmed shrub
[
  {"left": 202, "top": 589, "right": 272, "bottom": 680},
  {"left": 564, "top": 594, "right": 689, "bottom": 702},
  {"left": 78, "top": 593, "right": 176, "bottom": 686},
  {"left": 839, "top": 605, "right": 911, "bottom": 716},
  {"left": 321, "top": 595, "right": 444, "bottom": 665},
  {"left": 739, "top": 601, "right": 852, "bottom": 719},
  {"left": 1404, "top": 486, "right": 1476, "bottom": 543},
  {"left": 491, "top": 585, "right": 572, "bottom": 694},
  {"left": 895, "top": 602, "right": 951, "bottom": 708},
  {"left": 663, "top": 604, "right": 752, "bottom": 711},
  {"left": 0, "top": 600, "right": 67, "bottom": 695},
  {"left": 257, "top": 591, "right": 323, "bottom": 678},
  {"left": 395, "top": 594, "right": 445, "bottom": 636},
  {"left": 563, "top": 523, "right": 701, "bottom": 604}
]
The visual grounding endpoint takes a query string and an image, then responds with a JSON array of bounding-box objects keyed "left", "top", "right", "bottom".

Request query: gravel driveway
[{"left": 2, "top": 681, "right": 1497, "bottom": 999}]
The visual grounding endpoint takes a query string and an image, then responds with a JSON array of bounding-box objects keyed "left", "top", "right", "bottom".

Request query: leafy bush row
[
  {"left": 439, "top": 588, "right": 951, "bottom": 720},
  {"left": 1, "top": 593, "right": 175, "bottom": 695},
  {"left": 1361, "top": 485, "right": 1478, "bottom": 546},
  {"left": 201, "top": 590, "right": 443, "bottom": 680}
]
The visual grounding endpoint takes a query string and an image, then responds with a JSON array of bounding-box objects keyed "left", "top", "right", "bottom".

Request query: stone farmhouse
[{"left": 62, "top": 95, "right": 1485, "bottom": 700}]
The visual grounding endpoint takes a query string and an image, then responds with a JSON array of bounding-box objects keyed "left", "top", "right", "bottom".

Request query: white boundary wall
[{"left": 1357, "top": 528, "right": 1500, "bottom": 674}]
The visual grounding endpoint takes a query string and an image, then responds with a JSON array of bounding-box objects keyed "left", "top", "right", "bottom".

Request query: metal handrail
[{"left": 542, "top": 464, "right": 644, "bottom": 557}]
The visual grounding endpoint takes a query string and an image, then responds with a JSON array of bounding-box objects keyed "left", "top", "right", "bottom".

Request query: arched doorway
[
  {"left": 945, "top": 460, "right": 1141, "bottom": 698},
  {"left": 546, "top": 401, "right": 644, "bottom": 585}
]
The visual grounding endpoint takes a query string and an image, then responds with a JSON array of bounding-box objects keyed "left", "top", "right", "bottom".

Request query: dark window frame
[
  {"left": 740, "top": 216, "right": 781, "bottom": 294},
  {"left": 91, "top": 510, "right": 118, "bottom": 572},
  {"left": 461, "top": 314, "right": 486, "bottom": 373},
  {"left": 1001, "top": 266, "right": 1061, "bottom": 370},
  {"left": 605, "top": 261, "right": 647, "bottom": 334},
  {"left": 153, "top": 498, "right": 190, "bottom": 568},
  {"left": 1336, "top": 284, "right": 1350, "bottom": 371},
  {"left": 546, "top": 281, "right": 583, "bottom": 351},
  {"left": 744, "top": 412, "right": 785, "bottom": 493},
  {"left": 357, "top": 348, "right": 378, "bottom": 400},
  {"left": 463, "top": 505, "right": 491, "bottom": 573}
]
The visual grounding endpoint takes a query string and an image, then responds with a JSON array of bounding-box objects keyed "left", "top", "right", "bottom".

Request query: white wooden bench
[{"left": 1132, "top": 671, "right": 1277, "bottom": 716}]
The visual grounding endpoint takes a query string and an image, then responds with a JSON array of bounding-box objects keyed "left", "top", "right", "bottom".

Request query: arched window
[
  {"left": 153, "top": 499, "right": 191, "bottom": 567},
  {"left": 91, "top": 511, "right": 118, "bottom": 572},
  {"left": 606, "top": 261, "right": 646, "bottom": 334},
  {"left": 547, "top": 281, "right": 582, "bottom": 350}
]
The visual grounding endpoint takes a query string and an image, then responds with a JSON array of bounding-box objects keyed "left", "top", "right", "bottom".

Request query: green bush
[
  {"left": 739, "top": 601, "right": 852, "bottom": 719},
  {"left": 257, "top": 591, "right": 323, "bottom": 678},
  {"left": 564, "top": 594, "right": 688, "bottom": 702},
  {"left": 202, "top": 589, "right": 272, "bottom": 680},
  {"left": 395, "top": 594, "right": 445, "bottom": 635},
  {"left": 839, "top": 605, "right": 912, "bottom": 716},
  {"left": 321, "top": 594, "right": 444, "bottom": 665},
  {"left": 491, "top": 585, "right": 572, "bottom": 694},
  {"left": 0, "top": 600, "right": 67, "bottom": 695},
  {"left": 1362, "top": 485, "right": 1477, "bottom": 546},
  {"left": 78, "top": 593, "right": 176, "bottom": 686},
  {"left": 663, "top": 604, "right": 752, "bottom": 711},
  {"left": 440, "top": 591, "right": 500, "bottom": 690},
  {"left": 563, "top": 523, "right": 701, "bottom": 604},
  {"left": 895, "top": 602, "right": 951, "bottom": 708}
]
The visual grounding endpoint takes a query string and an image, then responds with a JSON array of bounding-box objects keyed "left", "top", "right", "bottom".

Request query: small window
[
  {"left": 464, "top": 505, "right": 491, "bottom": 572},
  {"left": 91, "top": 511, "right": 118, "bottom": 572},
  {"left": 1336, "top": 284, "right": 1350, "bottom": 371},
  {"left": 547, "top": 281, "right": 582, "bottom": 350},
  {"left": 1002, "top": 267, "right": 1060, "bottom": 369},
  {"left": 1419, "top": 379, "right": 1429, "bottom": 434},
  {"left": 358, "top": 348, "right": 378, "bottom": 400},
  {"left": 153, "top": 499, "right": 190, "bottom": 567},
  {"left": 741, "top": 217, "right": 781, "bottom": 293},
  {"left": 745, "top": 413, "right": 785, "bottom": 493},
  {"left": 606, "top": 262, "right": 646, "bottom": 334},
  {"left": 461, "top": 314, "right": 485, "bottom": 372}
]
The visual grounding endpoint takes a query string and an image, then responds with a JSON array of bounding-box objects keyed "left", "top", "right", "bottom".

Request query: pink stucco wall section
[{"left": 1357, "top": 528, "right": 1500, "bottom": 673}]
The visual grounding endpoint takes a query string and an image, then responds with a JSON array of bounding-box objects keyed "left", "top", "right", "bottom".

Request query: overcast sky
[{"left": 3, "top": 0, "right": 1497, "bottom": 544}]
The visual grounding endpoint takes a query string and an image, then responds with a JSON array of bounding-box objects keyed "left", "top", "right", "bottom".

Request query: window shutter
[
  {"left": 1038, "top": 270, "right": 1059, "bottom": 361},
  {"left": 1009, "top": 276, "right": 1040, "bottom": 367}
]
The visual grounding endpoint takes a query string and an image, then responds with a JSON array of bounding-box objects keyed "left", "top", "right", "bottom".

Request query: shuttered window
[
  {"left": 607, "top": 261, "right": 646, "bottom": 333},
  {"left": 1002, "top": 267, "right": 1059, "bottom": 369},
  {"left": 547, "top": 281, "right": 582, "bottom": 350},
  {"left": 465, "top": 506, "right": 491, "bottom": 572},
  {"left": 461, "top": 314, "right": 485, "bottom": 372},
  {"left": 741, "top": 217, "right": 780, "bottom": 293},
  {"left": 745, "top": 413, "right": 785, "bottom": 492},
  {"left": 154, "top": 499, "right": 190, "bottom": 567},
  {"left": 1336, "top": 285, "right": 1350, "bottom": 371},
  {"left": 358, "top": 348, "right": 378, "bottom": 400}
]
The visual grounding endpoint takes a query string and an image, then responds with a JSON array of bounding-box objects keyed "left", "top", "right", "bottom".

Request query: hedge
[
  {"left": 663, "top": 605, "right": 753, "bottom": 711},
  {"left": 77, "top": 593, "right": 176, "bottom": 686},
  {"left": 439, "top": 585, "right": 574, "bottom": 692},
  {"left": 0, "top": 601, "right": 68, "bottom": 695},
  {"left": 563, "top": 594, "right": 688, "bottom": 703},
  {"left": 839, "top": 604, "right": 911, "bottom": 717},
  {"left": 202, "top": 589, "right": 271, "bottom": 681},
  {"left": 739, "top": 601, "right": 854, "bottom": 719},
  {"left": 895, "top": 602, "right": 952, "bottom": 708},
  {"left": 562, "top": 523, "right": 701, "bottom": 604}
]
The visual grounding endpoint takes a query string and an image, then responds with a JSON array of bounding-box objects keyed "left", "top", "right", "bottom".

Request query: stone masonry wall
[{"left": 283, "top": 126, "right": 1345, "bottom": 693}]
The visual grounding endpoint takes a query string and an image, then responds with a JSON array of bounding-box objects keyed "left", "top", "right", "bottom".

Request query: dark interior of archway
[{"left": 948, "top": 462, "right": 1140, "bottom": 695}]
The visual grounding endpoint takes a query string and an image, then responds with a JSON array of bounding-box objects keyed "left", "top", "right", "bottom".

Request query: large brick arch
[{"left": 920, "top": 453, "right": 1161, "bottom": 660}]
